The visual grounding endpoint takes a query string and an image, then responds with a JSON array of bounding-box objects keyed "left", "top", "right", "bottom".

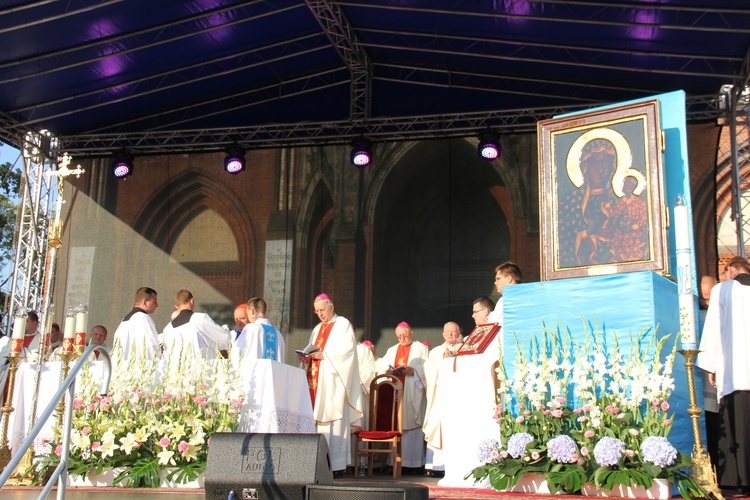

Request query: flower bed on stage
[
  {"left": 466, "top": 323, "right": 706, "bottom": 499},
  {"left": 29, "top": 347, "right": 245, "bottom": 487}
]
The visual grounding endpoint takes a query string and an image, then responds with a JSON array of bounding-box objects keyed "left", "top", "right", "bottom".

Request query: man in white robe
[
  {"left": 1, "top": 311, "right": 42, "bottom": 404},
  {"left": 423, "top": 321, "right": 463, "bottom": 477},
  {"left": 697, "top": 256, "right": 750, "bottom": 492},
  {"left": 44, "top": 323, "right": 62, "bottom": 361},
  {"left": 231, "top": 297, "right": 285, "bottom": 364},
  {"left": 377, "top": 321, "right": 429, "bottom": 471},
  {"left": 162, "top": 289, "right": 230, "bottom": 362},
  {"left": 299, "top": 293, "right": 363, "bottom": 474},
  {"left": 487, "top": 261, "right": 522, "bottom": 325},
  {"left": 113, "top": 287, "right": 160, "bottom": 360}
]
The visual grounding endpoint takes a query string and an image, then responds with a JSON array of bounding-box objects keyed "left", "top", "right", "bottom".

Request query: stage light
[
  {"left": 478, "top": 132, "right": 501, "bottom": 160},
  {"left": 351, "top": 138, "right": 372, "bottom": 167},
  {"left": 112, "top": 149, "right": 134, "bottom": 178},
  {"left": 224, "top": 144, "right": 246, "bottom": 174}
]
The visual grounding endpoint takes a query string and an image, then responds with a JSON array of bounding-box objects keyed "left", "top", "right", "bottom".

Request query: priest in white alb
[
  {"left": 161, "top": 289, "right": 230, "bottom": 362},
  {"left": 377, "top": 321, "right": 429, "bottom": 470},
  {"left": 299, "top": 293, "right": 363, "bottom": 475},
  {"left": 423, "top": 321, "right": 463, "bottom": 477},
  {"left": 230, "top": 297, "right": 285, "bottom": 364},
  {"left": 113, "top": 287, "right": 160, "bottom": 360}
]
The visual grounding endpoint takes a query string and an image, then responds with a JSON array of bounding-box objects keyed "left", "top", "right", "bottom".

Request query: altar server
[
  {"left": 162, "top": 289, "right": 230, "bottom": 361},
  {"left": 697, "top": 256, "right": 750, "bottom": 493},
  {"left": 487, "top": 261, "right": 522, "bottom": 325},
  {"left": 377, "top": 321, "right": 429, "bottom": 472},
  {"left": 299, "top": 293, "right": 363, "bottom": 475},
  {"left": 231, "top": 297, "right": 285, "bottom": 363},
  {"left": 113, "top": 287, "right": 160, "bottom": 360}
]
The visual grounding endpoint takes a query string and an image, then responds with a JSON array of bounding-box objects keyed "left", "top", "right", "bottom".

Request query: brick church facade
[{"left": 61, "top": 124, "right": 730, "bottom": 357}]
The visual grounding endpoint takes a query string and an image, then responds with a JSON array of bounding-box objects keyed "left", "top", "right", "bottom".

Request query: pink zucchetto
[
  {"left": 361, "top": 340, "right": 374, "bottom": 347},
  {"left": 315, "top": 293, "right": 331, "bottom": 301},
  {"left": 396, "top": 321, "right": 411, "bottom": 329}
]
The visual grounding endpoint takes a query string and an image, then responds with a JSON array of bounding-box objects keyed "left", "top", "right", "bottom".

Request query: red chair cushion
[{"left": 355, "top": 430, "right": 402, "bottom": 439}]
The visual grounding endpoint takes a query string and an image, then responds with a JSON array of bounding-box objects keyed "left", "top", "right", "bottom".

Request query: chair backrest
[{"left": 368, "top": 373, "right": 403, "bottom": 433}]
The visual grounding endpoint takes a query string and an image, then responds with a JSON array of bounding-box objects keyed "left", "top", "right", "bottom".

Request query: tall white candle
[
  {"left": 75, "top": 309, "right": 87, "bottom": 334},
  {"left": 674, "top": 196, "right": 690, "bottom": 251},
  {"left": 674, "top": 194, "right": 697, "bottom": 347},
  {"left": 64, "top": 315, "right": 76, "bottom": 340},
  {"left": 12, "top": 316, "right": 26, "bottom": 340}
]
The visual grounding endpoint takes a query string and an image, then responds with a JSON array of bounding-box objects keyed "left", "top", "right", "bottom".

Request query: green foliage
[
  {"left": 0, "top": 157, "right": 20, "bottom": 296},
  {"left": 112, "top": 458, "right": 161, "bottom": 488},
  {"left": 547, "top": 462, "right": 589, "bottom": 494}
]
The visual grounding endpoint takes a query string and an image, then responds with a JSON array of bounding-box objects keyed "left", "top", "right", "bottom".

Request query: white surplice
[
  {"left": 162, "top": 311, "right": 230, "bottom": 361},
  {"left": 113, "top": 308, "right": 159, "bottom": 361}
]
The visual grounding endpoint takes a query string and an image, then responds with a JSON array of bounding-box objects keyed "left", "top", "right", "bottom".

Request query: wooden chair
[{"left": 354, "top": 373, "right": 404, "bottom": 478}]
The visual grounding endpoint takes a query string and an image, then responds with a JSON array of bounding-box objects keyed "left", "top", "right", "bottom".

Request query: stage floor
[{"left": 2, "top": 470, "right": 748, "bottom": 499}]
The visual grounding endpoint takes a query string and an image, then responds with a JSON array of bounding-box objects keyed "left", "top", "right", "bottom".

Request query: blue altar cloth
[{"left": 502, "top": 270, "right": 702, "bottom": 457}]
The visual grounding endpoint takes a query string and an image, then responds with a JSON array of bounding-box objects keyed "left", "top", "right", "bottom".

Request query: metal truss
[
  {"left": 2, "top": 93, "right": 715, "bottom": 157},
  {"left": 722, "top": 84, "right": 750, "bottom": 258},
  {"left": 6, "top": 131, "right": 57, "bottom": 325},
  {"left": 306, "top": 0, "right": 372, "bottom": 121}
]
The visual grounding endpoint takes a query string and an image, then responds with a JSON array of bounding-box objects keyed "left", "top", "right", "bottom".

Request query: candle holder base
[
  {"left": 0, "top": 443, "right": 11, "bottom": 470},
  {"left": 690, "top": 446, "right": 723, "bottom": 500},
  {"left": 679, "top": 349, "right": 723, "bottom": 500}
]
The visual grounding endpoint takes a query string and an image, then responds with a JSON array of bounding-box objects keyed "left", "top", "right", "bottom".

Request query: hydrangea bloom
[
  {"left": 546, "top": 435, "right": 578, "bottom": 463},
  {"left": 593, "top": 436, "right": 625, "bottom": 466},
  {"left": 641, "top": 436, "right": 677, "bottom": 467},
  {"left": 507, "top": 433, "right": 534, "bottom": 459},
  {"left": 477, "top": 438, "right": 502, "bottom": 463}
]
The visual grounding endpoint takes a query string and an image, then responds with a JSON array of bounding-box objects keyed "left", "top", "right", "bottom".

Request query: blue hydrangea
[
  {"left": 507, "top": 433, "right": 534, "bottom": 459},
  {"left": 641, "top": 436, "right": 677, "bottom": 467},
  {"left": 477, "top": 438, "right": 501, "bottom": 463},
  {"left": 546, "top": 435, "right": 578, "bottom": 463},
  {"left": 593, "top": 436, "right": 626, "bottom": 466}
]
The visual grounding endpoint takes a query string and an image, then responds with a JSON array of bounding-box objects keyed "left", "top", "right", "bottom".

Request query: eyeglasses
[{"left": 472, "top": 309, "right": 486, "bottom": 314}]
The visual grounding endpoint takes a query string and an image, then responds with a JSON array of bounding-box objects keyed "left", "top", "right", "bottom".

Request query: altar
[
  {"left": 5, "top": 359, "right": 315, "bottom": 456},
  {"left": 437, "top": 271, "right": 700, "bottom": 488}
]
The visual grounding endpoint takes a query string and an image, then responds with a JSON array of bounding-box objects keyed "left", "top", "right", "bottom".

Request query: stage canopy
[{"left": 0, "top": 0, "right": 749, "bottom": 157}]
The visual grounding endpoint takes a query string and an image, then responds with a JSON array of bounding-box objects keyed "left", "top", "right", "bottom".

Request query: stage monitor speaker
[
  {"left": 205, "top": 433, "right": 334, "bottom": 500},
  {"left": 306, "top": 483, "right": 430, "bottom": 500}
]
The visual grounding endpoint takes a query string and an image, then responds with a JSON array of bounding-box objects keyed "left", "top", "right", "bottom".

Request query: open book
[{"left": 295, "top": 344, "right": 321, "bottom": 357}]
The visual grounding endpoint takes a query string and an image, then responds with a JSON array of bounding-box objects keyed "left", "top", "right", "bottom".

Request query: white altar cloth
[
  {"left": 437, "top": 334, "right": 500, "bottom": 489},
  {"left": 5, "top": 359, "right": 315, "bottom": 456}
]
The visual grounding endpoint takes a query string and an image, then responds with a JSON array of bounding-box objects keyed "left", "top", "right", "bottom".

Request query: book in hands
[
  {"left": 390, "top": 365, "right": 407, "bottom": 375},
  {"left": 295, "top": 344, "right": 321, "bottom": 357}
]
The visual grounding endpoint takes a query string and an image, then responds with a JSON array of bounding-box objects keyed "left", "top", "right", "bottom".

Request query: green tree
[{"left": 0, "top": 159, "right": 21, "bottom": 307}]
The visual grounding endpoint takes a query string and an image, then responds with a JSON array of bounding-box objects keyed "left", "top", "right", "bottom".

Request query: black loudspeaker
[
  {"left": 306, "top": 483, "right": 430, "bottom": 500},
  {"left": 205, "top": 433, "right": 334, "bottom": 500}
]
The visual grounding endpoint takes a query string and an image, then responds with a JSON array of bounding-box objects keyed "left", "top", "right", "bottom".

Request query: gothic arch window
[
  {"left": 130, "top": 170, "right": 255, "bottom": 302},
  {"left": 170, "top": 208, "right": 240, "bottom": 273}
]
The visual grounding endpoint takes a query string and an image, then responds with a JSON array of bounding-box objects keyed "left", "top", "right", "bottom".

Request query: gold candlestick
[
  {"left": 0, "top": 352, "right": 22, "bottom": 470},
  {"left": 679, "top": 348, "right": 723, "bottom": 500},
  {"left": 56, "top": 349, "right": 76, "bottom": 430}
]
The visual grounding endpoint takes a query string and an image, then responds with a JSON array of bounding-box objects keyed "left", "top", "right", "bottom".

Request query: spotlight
[
  {"left": 112, "top": 149, "right": 134, "bottom": 178},
  {"left": 351, "top": 138, "right": 372, "bottom": 167},
  {"left": 478, "top": 132, "right": 501, "bottom": 160},
  {"left": 224, "top": 144, "right": 246, "bottom": 174}
]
